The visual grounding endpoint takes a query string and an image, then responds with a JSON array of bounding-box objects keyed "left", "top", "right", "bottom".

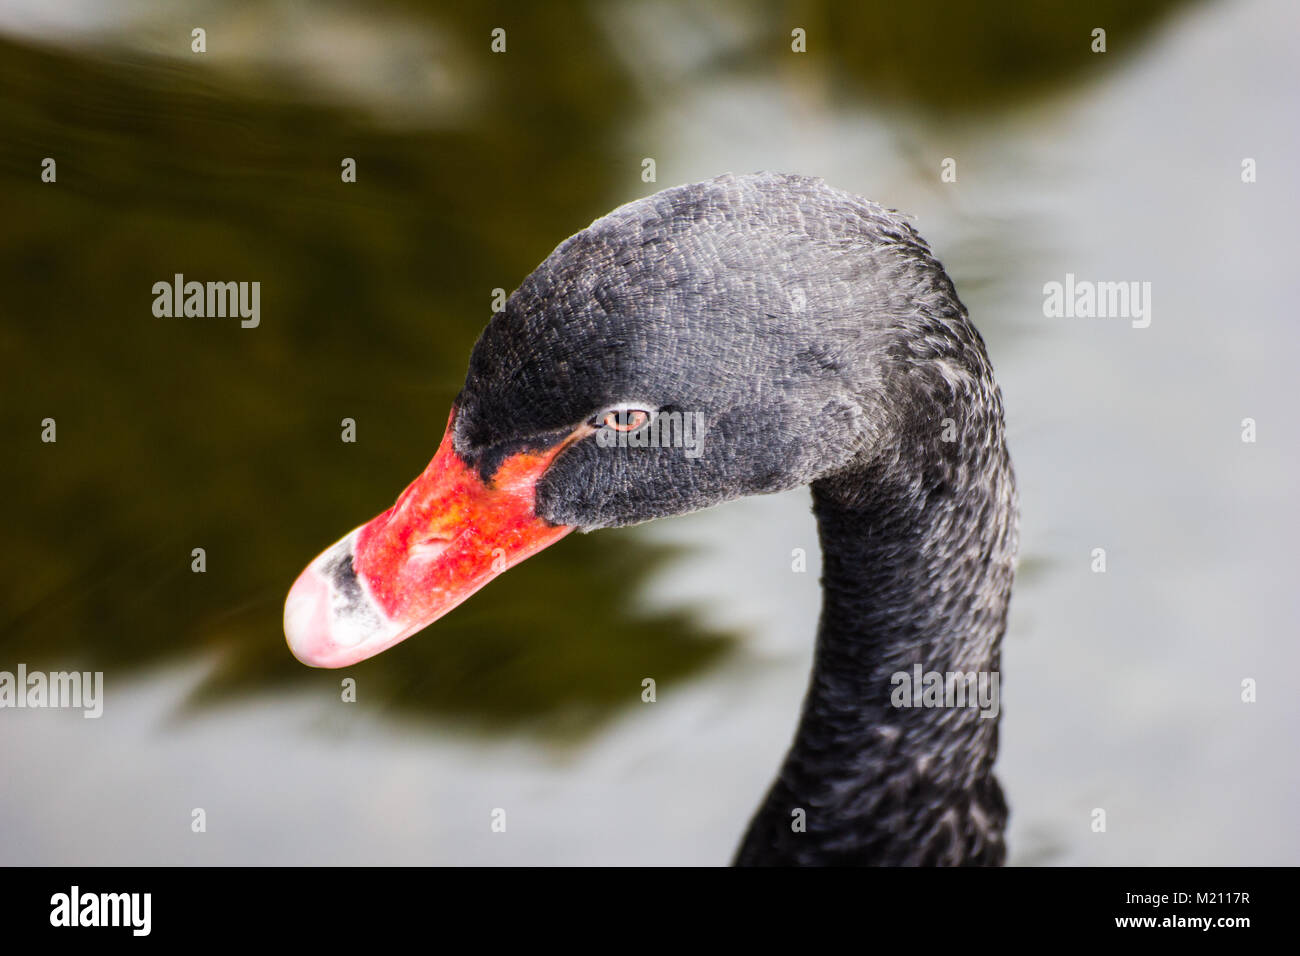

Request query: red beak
[{"left": 284, "top": 410, "right": 580, "bottom": 668}]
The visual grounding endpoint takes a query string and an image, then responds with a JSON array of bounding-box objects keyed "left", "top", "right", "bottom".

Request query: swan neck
[{"left": 735, "top": 445, "right": 1017, "bottom": 865}]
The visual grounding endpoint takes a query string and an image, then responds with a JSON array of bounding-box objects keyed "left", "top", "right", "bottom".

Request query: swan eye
[{"left": 597, "top": 407, "right": 652, "bottom": 432}]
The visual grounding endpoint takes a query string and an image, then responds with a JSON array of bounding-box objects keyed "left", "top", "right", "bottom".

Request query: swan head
[{"left": 286, "top": 172, "right": 980, "bottom": 667}]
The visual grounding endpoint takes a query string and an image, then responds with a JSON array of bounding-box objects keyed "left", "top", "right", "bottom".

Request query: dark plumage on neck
[{"left": 735, "top": 322, "right": 1017, "bottom": 866}]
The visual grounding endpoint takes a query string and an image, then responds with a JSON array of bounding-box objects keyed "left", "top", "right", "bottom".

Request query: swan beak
[{"left": 284, "top": 411, "right": 576, "bottom": 668}]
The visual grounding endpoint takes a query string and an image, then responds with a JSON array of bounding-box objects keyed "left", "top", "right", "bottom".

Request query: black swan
[{"left": 284, "top": 172, "right": 1018, "bottom": 866}]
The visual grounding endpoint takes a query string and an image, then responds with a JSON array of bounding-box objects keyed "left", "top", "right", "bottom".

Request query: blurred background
[{"left": 1, "top": 0, "right": 1297, "bottom": 865}]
